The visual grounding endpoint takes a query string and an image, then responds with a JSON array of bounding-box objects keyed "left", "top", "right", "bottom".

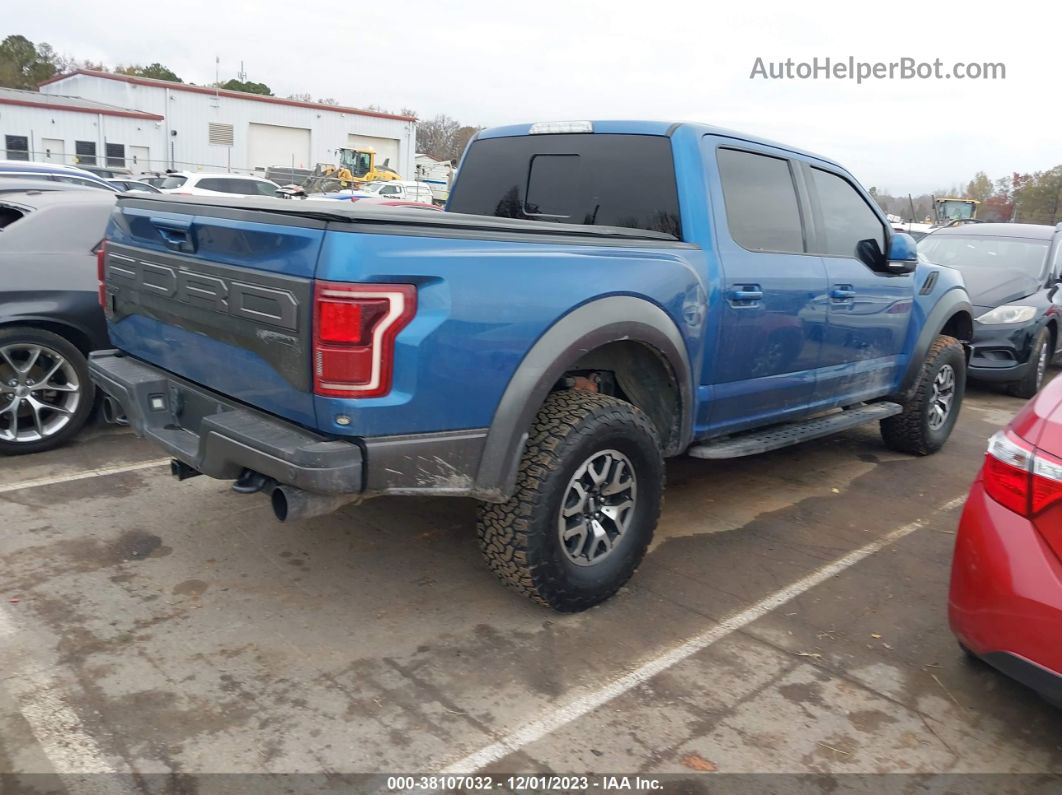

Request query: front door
[
  {"left": 129, "top": 146, "right": 151, "bottom": 174},
  {"left": 803, "top": 164, "right": 914, "bottom": 404},
  {"left": 41, "top": 138, "right": 65, "bottom": 165},
  {"left": 703, "top": 140, "right": 828, "bottom": 435}
]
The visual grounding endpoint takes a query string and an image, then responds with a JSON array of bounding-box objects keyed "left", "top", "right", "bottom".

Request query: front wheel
[
  {"left": 1007, "top": 327, "right": 1051, "bottom": 399},
  {"left": 880, "top": 334, "right": 965, "bottom": 456},
  {"left": 477, "top": 390, "right": 664, "bottom": 612}
]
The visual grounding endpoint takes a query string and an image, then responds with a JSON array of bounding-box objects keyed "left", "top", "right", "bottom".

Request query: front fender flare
[
  {"left": 474, "top": 296, "right": 694, "bottom": 502},
  {"left": 894, "top": 287, "right": 973, "bottom": 401}
]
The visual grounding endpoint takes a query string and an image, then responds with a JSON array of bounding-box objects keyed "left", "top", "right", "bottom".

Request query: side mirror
[{"left": 885, "top": 233, "right": 919, "bottom": 274}]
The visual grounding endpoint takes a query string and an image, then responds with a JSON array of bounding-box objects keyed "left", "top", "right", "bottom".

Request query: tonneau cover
[{"left": 116, "top": 193, "right": 681, "bottom": 242}]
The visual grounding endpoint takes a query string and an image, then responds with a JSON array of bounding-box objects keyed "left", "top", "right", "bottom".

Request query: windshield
[
  {"left": 359, "top": 182, "right": 386, "bottom": 193},
  {"left": 919, "top": 235, "right": 1049, "bottom": 280},
  {"left": 339, "top": 150, "right": 373, "bottom": 177},
  {"left": 936, "top": 200, "right": 976, "bottom": 222},
  {"left": 159, "top": 175, "right": 187, "bottom": 189}
]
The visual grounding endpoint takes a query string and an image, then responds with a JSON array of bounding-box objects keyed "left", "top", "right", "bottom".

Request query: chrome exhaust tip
[
  {"left": 100, "top": 395, "right": 128, "bottom": 426},
  {"left": 270, "top": 485, "right": 359, "bottom": 522}
]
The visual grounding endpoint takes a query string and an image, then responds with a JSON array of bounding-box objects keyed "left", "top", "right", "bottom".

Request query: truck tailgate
[{"left": 103, "top": 199, "right": 325, "bottom": 427}]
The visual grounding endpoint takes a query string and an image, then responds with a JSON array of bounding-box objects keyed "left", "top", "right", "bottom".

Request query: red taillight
[
  {"left": 312, "top": 281, "right": 416, "bottom": 398},
  {"left": 1032, "top": 448, "right": 1062, "bottom": 515},
  {"left": 96, "top": 240, "right": 107, "bottom": 309},
  {"left": 983, "top": 430, "right": 1062, "bottom": 516}
]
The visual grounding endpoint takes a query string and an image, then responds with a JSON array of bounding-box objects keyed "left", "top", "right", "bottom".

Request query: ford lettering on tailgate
[{"left": 103, "top": 242, "right": 313, "bottom": 391}]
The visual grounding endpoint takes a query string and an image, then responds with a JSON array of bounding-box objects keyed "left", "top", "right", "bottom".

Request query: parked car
[
  {"left": 156, "top": 172, "right": 281, "bottom": 198},
  {"left": 79, "top": 165, "right": 133, "bottom": 180},
  {"left": 949, "top": 372, "right": 1062, "bottom": 706},
  {"left": 919, "top": 223, "right": 1062, "bottom": 398},
  {"left": 0, "top": 187, "right": 114, "bottom": 454},
  {"left": 0, "top": 160, "right": 118, "bottom": 192},
  {"left": 338, "top": 180, "right": 436, "bottom": 204},
  {"left": 91, "top": 120, "right": 974, "bottom": 611},
  {"left": 107, "top": 179, "right": 162, "bottom": 193}
]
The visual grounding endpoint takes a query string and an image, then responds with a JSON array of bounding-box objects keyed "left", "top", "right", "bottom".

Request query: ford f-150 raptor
[{"left": 89, "top": 120, "right": 974, "bottom": 611}]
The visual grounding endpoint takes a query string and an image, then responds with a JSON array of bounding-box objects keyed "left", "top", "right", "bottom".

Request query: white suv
[
  {"left": 157, "top": 172, "right": 281, "bottom": 198},
  {"left": 353, "top": 180, "right": 436, "bottom": 203}
]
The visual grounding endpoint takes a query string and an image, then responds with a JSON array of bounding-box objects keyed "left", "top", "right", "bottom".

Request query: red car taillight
[
  {"left": 312, "top": 281, "right": 416, "bottom": 398},
  {"left": 983, "top": 430, "right": 1062, "bottom": 516},
  {"left": 95, "top": 240, "right": 107, "bottom": 308}
]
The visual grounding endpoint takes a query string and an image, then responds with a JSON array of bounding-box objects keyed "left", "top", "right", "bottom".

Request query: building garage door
[
  {"left": 347, "top": 134, "right": 400, "bottom": 172},
  {"left": 248, "top": 123, "right": 311, "bottom": 171}
]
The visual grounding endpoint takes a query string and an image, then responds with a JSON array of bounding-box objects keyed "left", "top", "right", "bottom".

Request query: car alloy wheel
[
  {"left": 928, "top": 363, "right": 956, "bottom": 431},
  {"left": 0, "top": 343, "right": 82, "bottom": 444},
  {"left": 557, "top": 449, "right": 638, "bottom": 567}
]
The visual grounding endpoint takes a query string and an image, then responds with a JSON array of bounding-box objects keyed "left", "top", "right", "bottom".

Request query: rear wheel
[
  {"left": 881, "top": 334, "right": 965, "bottom": 456},
  {"left": 477, "top": 390, "right": 664, "bottom": 612},
  {"left": 1007, "top": 327, "right": 1050, "bottom": 399},
  {"left": 0, "top": 327, "right": 94, "bottom": 456}
]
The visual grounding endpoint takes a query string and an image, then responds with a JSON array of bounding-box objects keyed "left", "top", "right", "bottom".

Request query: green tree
[
  {"left": 0, "top": 34, "right": 57, "bottom": 89},
  {"left": 965, "top": 171, "right": 994, "bottom": 203},
  {"left": 116, "top": 63, "right": 182, "bottom": 82},
  {"left": 219, "top": 78, "right": 272, "bottom": 95},
  {"left": 1013, "top": 166, "right": 1062, "bottom": 225}
]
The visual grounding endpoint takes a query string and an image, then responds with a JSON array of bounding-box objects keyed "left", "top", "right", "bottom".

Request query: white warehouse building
[{"left": 0, "top": 69, "right": 416, "bottom": 179}]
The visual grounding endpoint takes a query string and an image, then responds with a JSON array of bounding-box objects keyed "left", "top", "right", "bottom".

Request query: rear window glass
[
  {"left": 448, "top": 133, "right": 681, "bottom": 237},
  {"left": 716, "top": 148, "right": 804, "bottom": 253}
]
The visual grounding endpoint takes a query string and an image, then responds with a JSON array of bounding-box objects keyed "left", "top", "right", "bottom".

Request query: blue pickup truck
[{"left": 89, "top": 120, "right": 973, "bottom": 611}]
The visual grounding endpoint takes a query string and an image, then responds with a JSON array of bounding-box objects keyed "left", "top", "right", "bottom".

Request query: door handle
[
  {"left": 728, "top": 285, "right": 764, "bottom": 306},
  {"left": 150, "top": 216, "right": 195, "bottom": 252},
  {"left": 830, "top": 287, "right": 856, "bottom": 301}
]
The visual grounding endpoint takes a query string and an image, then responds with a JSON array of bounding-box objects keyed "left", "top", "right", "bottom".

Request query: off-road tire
[
  {"left": 1007, "top": 327, "right": 1050, "bottom": 399},
  {"left": 880, "top": 334, "right": 965, "bottom": 456},
  {"left": 477, "top": 389, "right": 664, "bottom": 612},
  {"left": 0, "top": 327, "right": 94, "bottom": 456}
]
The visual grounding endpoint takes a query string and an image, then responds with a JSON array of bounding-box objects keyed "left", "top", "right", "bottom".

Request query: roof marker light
[{"left": 529, "top": 121, "right": 593, "bottom": 135}]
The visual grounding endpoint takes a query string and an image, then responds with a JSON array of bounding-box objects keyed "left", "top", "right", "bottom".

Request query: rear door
[
  {"left": 703, "top": 138, "right": 828, "bottom": 434},
  {"left": 803, "top": 163, "right": 913, "bottom": 404},
  {"left": 104, "top": 198, "right": 325, "bottom": 427}
]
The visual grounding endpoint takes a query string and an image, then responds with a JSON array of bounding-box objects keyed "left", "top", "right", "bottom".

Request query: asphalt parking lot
[{"left": 1, "top": 377, "right": 1060, "bottom": 793}]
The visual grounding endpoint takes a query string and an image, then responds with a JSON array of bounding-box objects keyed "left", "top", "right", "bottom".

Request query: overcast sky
[{"left": 7, "top": 0, "right": 1059, "bottom": 193}]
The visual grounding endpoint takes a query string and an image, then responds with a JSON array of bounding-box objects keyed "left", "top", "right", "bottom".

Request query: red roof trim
[
  {"left": 39, "top": 70, "right": 417, "bottom": 122},
  {"left": 0, "top": 95, "right": 164, "bottom": 120}
]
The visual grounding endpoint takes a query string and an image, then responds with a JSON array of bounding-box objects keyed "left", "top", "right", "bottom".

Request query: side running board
[{"left": 687, "top": 402, "right": 903, "bottom": 460}]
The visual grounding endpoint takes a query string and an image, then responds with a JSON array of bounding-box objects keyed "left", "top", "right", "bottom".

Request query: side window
[
  {"left": 379, "top": 184, "right": 400, "bottom": 195},
  {"left": 716, "top": 148, "right": 804, "bottom": 254},
  {"left": 195, "top": 178, "right": 226, "bottom": 192},
  {"left": 811, "top": 167, "right": 886, "bottom": 259},
  {"left": 252, "top": 181, "right": 278, "bottom": 196},
  {"left": 4, "top": 135, "right": 29, "bottom": 161},
  {"left": 1053, "top": 242, "right": 1062, "bottom": 279},
  {"left": 75, "top": 140, "right": 97, "bottom": 166},
  {"left": 105, "top": 142, "right": 125, "bottom": 168}
]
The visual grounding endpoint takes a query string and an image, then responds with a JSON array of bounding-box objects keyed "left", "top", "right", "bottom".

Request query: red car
[{"left": 949, "top": 374, "right": 1062, "bottom": 705}]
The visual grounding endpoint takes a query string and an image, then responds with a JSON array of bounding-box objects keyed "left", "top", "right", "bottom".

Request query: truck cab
[{"left": 90, "top": 120, "right": 973, "bottom": 611}]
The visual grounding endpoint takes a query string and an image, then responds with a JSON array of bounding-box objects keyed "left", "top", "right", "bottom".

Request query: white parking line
[
  {"left": 441, "top": 494, "right": 968, "bottom": 774},
  {"left": 0, "top": 458, "right": 171, "bottom": 495}
]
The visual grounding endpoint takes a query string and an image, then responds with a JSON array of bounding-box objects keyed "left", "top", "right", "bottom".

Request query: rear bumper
[
  {"left": 949, "top": 479, "right": 1062, "bottom": 701},
  {"left": 89, "top": 350, "right": 363, "bottom": 495}
]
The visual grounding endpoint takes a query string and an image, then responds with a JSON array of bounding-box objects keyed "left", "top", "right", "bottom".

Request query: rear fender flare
[{"left": 474, "top": 296, "right": 693, "bottom": 501}]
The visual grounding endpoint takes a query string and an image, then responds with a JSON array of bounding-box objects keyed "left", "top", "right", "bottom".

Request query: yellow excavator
[{"left": 320, "top": 147, "right": 400, "bottom": 188}]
